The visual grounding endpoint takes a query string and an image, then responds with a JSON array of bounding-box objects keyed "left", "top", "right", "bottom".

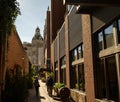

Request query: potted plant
[{"left": 54, "top": 83, "right": 64, "bottom": 96}]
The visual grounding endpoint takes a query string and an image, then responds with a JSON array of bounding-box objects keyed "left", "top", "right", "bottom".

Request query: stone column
[
  {"left": 65, "top": 15, "right": 70, "bottom": 88},
  {"left": 81, "top": 14, "right": 95, "bottom": 102}
]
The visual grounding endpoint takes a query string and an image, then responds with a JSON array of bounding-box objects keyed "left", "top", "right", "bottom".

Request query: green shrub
[
  {"left": 55, "top": 83, "right": 64, "bottom": 89},
  {"left": 4, "top": 69, "right": 29, "bottom": 102},
  {"left": 25, "top": 74, "right": 33, "bottom": 89}
]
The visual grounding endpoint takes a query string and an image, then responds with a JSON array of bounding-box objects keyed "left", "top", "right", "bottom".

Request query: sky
[{"left": 15, "top": 0, "right": 50, "bottom": 43}]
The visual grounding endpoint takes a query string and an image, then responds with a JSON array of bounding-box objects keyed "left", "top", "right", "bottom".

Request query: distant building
[{"left": 23, "top": 27, "right": 44, "bottom": 68}]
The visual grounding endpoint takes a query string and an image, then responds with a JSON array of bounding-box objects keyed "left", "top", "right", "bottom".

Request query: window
[
  {"left": 71, "top": 43, "right": 84, "bottom": 61},
  {"left": 97, "top": 24, "right": 115, "bottom": 51},
  {"left": 70, "top": 64, "right": 85, "bottom": 91},
  {"left": 55, "top": 61, "right": 58, "bottom": 82},
  {"left": 55, "top": 61, "right": 58, "bottom": 69},
  {"left": 78, "top": 44, "right": 83, "bottom": 59},
  {"left": 98, "top": 32, "right": 104, "bottom": 51},
  {"left": 96, "top": 56, "right": 118, "bottom": 101},
  {"left": 60, "top": 56, "right": 66, "bottom": 84},
  {"left": 61, "top": 56, "right": 66, "bottom": 65},
  {"left": 95, "top": 18, "right": 120, "bottom": 102},
  {"left": 55, "top": 70, "right": 58, "bottom": 82},
  {"left": 104, "top": 24, "right": 114, "bottom": 48},
  {"left": 78, "top": 64, "right": 85, "bottom": 91},
  {"left": 61, "top": 68, "right": 66, "bottom": 84},
  {"left": 117, "top": 19, "right": 120, "bottom": 43}
]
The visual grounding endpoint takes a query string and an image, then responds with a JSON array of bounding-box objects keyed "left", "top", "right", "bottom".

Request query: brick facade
[
  {"left": 81, "top": 14, "right": 95, "bottom": 102},
  {"left": 44, "top": 2, "right": 120, "bottom": 102},
  {"left": 7, "top": 28, "right": 29, "bottom": 75}
]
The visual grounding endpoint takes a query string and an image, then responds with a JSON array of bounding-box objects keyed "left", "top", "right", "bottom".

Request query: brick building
[
  {"left": 6, "top": 27, "right": 30, "bottom": 75},
  {"left": 44, "top": 1, "right": 120, "bottom": 102},
  {"left": 0, "top": 26, "right": 30, "bottom": 102}
]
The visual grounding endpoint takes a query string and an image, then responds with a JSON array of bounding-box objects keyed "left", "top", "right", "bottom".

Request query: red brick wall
[{"left": 6, "top": 28, "right": 29, "bottom": 75}]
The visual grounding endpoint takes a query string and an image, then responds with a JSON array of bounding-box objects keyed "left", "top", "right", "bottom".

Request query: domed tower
[
  {"left": 31, "top": 27, "right": 44, "bottom": 67},
  {"left": 32, "top": 27, "right": 43, "bottom": 41}
]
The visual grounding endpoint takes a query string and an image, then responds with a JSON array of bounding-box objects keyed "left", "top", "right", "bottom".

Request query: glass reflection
[{"left": 104, "top": 24, "right": 114, "bottom": 48}]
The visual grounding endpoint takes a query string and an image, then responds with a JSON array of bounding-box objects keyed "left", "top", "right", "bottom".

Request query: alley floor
[{"left": 27, "top": 80, "right": 62, "bottom": 102}]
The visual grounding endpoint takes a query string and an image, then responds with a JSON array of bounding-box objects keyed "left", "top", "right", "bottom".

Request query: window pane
[
  {"left": 55, "top": 62, "right": 58, "bottom": 68},
  {"left": 78, "top": 45, "right": 82, "bottom": 59},
  {"left": 61, "top": 69, "right": 66, "bottom": 84},
  {"left": 98, "top": 32, "right": 103, "bottom": 51},
  {"left": 99, "top": 59, "right": 106, "bottom": 98},
  {"left": 82, "top": 44, "right": 84, "bottom": 57},
  {"left": 118, "top": 19, "right": 120, "bottom": 43},
  {"left": 55, "top": 71, "right": 58, "bottom": 82},
  {"left": 106, "top": 56, "right": 118, "bottom": 101},
  {"left": 74, "top": 49, "right": 77, "bottom": 60},
  {"left": 70, "top": 66, "right": 77, "bottom": 89},
  {"left": 104, "top": 24, "right": 114, "bottom": 48},
  {"left": 78, "top": 64, "right": 85, "bottom": 91},
  {"left": 64, "top": 56, "right": 66, "bottom": 65},
  {"left": 71, "top": 49, "right": 77, "bottom": 61}
]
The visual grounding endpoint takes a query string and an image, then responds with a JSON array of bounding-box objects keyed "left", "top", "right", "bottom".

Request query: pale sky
[{"left": 15, "top": 0, "right": 50, "bottom": 43}]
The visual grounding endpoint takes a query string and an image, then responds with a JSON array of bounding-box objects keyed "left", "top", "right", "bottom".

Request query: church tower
[{"left": 31, "top": 27, "right": 44, "bottom": 67}]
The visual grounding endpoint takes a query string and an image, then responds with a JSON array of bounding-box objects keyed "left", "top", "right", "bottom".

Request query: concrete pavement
[{"left": 27, "top": 80, "right": 61, "bottom": 102}]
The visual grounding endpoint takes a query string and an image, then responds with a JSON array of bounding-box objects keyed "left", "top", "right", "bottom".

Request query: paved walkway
[{"left": 27, "top": 80, "right": 61, "bottom": 102}]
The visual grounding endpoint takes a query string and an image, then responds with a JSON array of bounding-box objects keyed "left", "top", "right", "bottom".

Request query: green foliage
[
  {"left": 4, "top": 69, "right": 29, "bottom": 102},
  {"left": 0, "top": 0, "right": 20, "bottom": 34},
  {"left": 55, "top": 83, "right": 64, "bottom": 89},
  {"left": 31, "top": 65, "right": 37, "bottom": 76},
  {"left": 46, "top": 72, "right": 54, "bottom": 79},
  {"left": 75, "top": 82, "right": 84, "bottom": 90},
  {"left": 25, "top": 74, "right": 33, "bottom": 89},
  {"left": 41, "top": 77, "right": 46, "bottom": 82}
]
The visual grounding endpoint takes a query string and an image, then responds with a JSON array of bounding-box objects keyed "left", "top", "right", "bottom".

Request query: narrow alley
[
  {"left": 1, "top": 1, "right": 120, "bottom": 102},
  {"left": 27, "top": 80, "right": 61, "bottom": 102}
]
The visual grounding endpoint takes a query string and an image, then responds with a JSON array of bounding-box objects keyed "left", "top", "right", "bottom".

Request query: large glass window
[
  {"left": 60, "top": 56, "right": 66, "bottom": 84},
  {"left": 96, "top": 56, "right": 118, "bottom": 101},
  {"left": 95, "top": 18, "right": 120, "bottom": 102},
  {"left": 97, "top": 23, "right": 115, "bottom": 51},
  {"left": 71, "top": 43, "right": 84, "bottom": 61},
  {"left": 104, "top": 24, "right": 114, "bottom": 48},
  {"left": 70, "top": 64, "right": 85, "bottom": 91}
]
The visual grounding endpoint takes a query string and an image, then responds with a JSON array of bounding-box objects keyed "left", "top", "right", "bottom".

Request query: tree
[{"left": 0, "top": 0, "right": 20, "bottom": 34}]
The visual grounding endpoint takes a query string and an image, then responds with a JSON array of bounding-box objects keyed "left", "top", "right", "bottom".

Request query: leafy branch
[{"left": 0, "top": 0, "right": 20, "bottom": 34}]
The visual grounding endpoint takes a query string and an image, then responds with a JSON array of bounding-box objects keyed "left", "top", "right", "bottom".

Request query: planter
[{"left": 59, "top": 87, "right": 70, "bottom": 101}]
